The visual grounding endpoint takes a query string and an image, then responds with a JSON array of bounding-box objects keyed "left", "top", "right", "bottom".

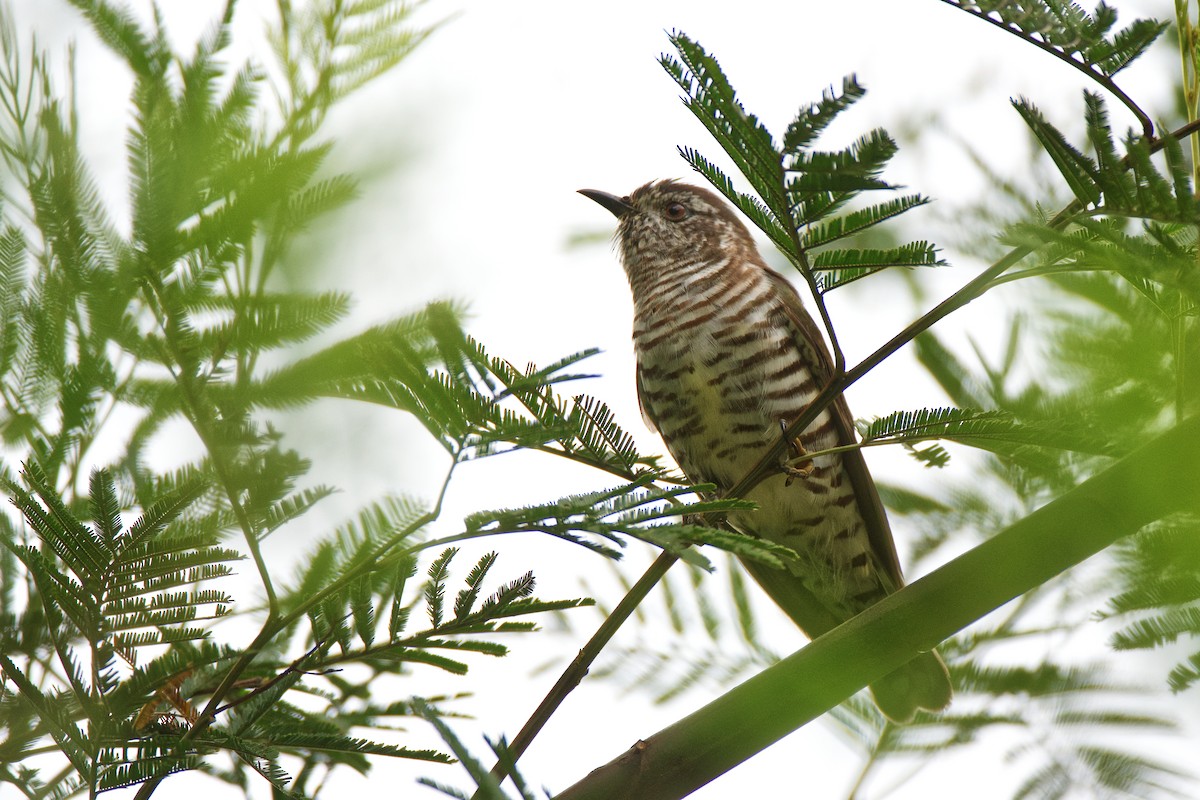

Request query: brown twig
[{"left": 475, "top": 550, "right": 679, "bottom": 797}]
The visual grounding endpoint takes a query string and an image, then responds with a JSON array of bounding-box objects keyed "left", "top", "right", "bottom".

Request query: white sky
[{"left": 7, "top": 1, "right": 1194, "bottom": 799}]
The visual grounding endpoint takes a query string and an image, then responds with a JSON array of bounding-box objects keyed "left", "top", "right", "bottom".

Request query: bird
[{"left": 579, "top": 179, "right": 951, "bottom": 722}]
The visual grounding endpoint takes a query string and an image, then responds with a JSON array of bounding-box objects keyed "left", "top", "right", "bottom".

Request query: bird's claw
[{"left": 779, "top": 420, "right": 814, "bottom": 486}]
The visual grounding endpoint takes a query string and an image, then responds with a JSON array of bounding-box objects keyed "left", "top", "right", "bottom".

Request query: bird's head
[{"left": 579, "top": 180, "right": 758, "bottom": 285}]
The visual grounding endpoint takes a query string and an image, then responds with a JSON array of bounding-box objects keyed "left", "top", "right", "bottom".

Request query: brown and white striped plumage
[{"left": 582, "top": 179, "right": 951, "bottom": 722}]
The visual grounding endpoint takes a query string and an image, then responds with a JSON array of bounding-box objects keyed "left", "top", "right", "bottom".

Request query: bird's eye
[{"left": 664, "top": 202, "right": 689, "bottom": 221}]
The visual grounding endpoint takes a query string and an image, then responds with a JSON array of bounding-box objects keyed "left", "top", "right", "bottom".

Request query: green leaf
[
  {"left": 1013, "top": 96, "right": 1101, "bottom": 206},
  {"left": 88, "top": 468, "right": 124, "bottom": 545},
  {"left": 943, "top": 0, "right": 1166, "bottom": 79},
  {"left": 781, "top": 74, "right": 867, "bottom": 156},
  {"left": 272, "top": 731, "right": 452, "bottom": 765},
  {"left": 662, "top": 31, "right": 783, "bottom": 205},
  {"left": 813, "top": 242, "right": 946, "bottom": 292},
  {"left": 64, "top": 0, "right": 166, "bottom": 77},
  {"left": 454, "top": 551, "right": 497, "bottom": 619},
  {"left": 858, "top": 406, "right": 1113, "bottom": 457},
  {"left": 425, "top": 548, "right": 456, "bottom": 628},
  {"left": 801, "top": 194, "right": 929, "bottom": 249}
]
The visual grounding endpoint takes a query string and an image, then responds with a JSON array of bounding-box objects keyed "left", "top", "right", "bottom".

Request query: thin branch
[
  {"left": 213, "top": 634, "right": 331, "bottom": 715},
  {"left": 764, "top": 169, "right": 848, "bottom": 375},
  {"left": 476, "top": 550, "right": 679, "bottom": 798},
  {"left": 938, "top": 0, "right": 1155, "bottom": 138},
  {"left": 845, "top": 731, "right": 886, "bottom": 800}
]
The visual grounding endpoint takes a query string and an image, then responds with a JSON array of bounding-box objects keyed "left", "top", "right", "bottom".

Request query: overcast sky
[{"left": 8, "top": 1, "right": 1188, "bottom": 798}]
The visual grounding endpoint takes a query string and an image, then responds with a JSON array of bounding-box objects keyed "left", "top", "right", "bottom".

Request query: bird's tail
[
  {"left": 739, "top": 559, "right": 952, "bottom": 723},
  {"left": 869, "top": 650, "right": 952, "bottom": 723}
]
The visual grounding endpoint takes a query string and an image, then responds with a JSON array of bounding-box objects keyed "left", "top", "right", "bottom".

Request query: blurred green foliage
[{"left": 3, "top": 1, "right": 1200, "bottom": 800}]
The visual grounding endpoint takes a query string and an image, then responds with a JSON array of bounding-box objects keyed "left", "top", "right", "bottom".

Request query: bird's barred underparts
[{"left": 580, "top": 179, "right": 952, "bottom": 722}]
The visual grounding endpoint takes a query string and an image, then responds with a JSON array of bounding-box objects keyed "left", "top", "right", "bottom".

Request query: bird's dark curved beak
[{"left": 578, "top": 189, "right": 634, "bottom": 218}]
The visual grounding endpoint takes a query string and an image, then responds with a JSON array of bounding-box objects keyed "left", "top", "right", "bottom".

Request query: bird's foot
[
  {"left": 779, "top": 420, "right": 814, "bottom": 486},
  {"left": 782, "top": 460, "right": 815, "bottom": 486}
]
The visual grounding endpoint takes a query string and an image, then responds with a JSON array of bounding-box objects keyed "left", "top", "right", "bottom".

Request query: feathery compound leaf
[
  {"left": 260, "top": 302, "right": 454, "bottom": 403},
  {"left": 0, "top": 653, "right": 91, "bottom": 773},
  {"left": 1007, "top": 217, "right": 1200, "bottom": 302},
  {"left": 281, "top": 173, "right": 360, "bottom": 232},
  {"left": 1105, "top": 521, "right": 1200, "bottom": 690},
  {"left": 426, "top": 548, "right": 456, "bottom": 628},
  {"left": 801, "top": 194, "right": 930, "bottom": 249},
  {"left": 389, "top": 556, "right": 420, "bottom": 638},
  {"left": 1083, "top": 91, "right": 1132, "bottom": 208},
  {"left": 1014, "top": 92, "right": 1197, "bottom": 225},
  {"left": 1110, "top": 607, "right": 1200, "bottom": 651},
  {"left": 8, "top": 462, "right": 108, "bottom": 583},
  {"left": 464, "top": 477, "right": 755, "bottom": 562},
  {"left": 664, "top": 33, "right": 940, "bottom": 299},
  {"left": 943, "top": 0, "right": 1166, "bottom": 143},
  {"left": 65, "top": 0, "right": 167, "bottom": 77},
  {"left": 813, "top": 242, "right": 946, "bottom": 292},
  {"left": 1013, "top": 97, "right": 1102, "bottom": 206},
  {"left": 95, "top": 748, "right": 198, "bottom": 792},
  {"left": 782, "top": 75, "right": 867, "bottom": 156},
  {"left": 195, "top": 291, "right": 353, "bottom": 354},
  {"left": 567, "top": 394, "right": 654, "bottom": 475},
  {"left": 88, "top": 468, "right": 123, "bottom": 544},
  {"left": 669, "top": 526, "right": 793, "bottom": 570},
  {"left": 120, "top": 478, "right": 210, "bottom": 552},
  {"left": 662, "top": 31, "right": 783, "bottom": 204},
  {"left": 0, "top": 1, "right": 456, "bottom": 794},
  {"left": 1160, "top": 130, "right": 1197, "bottom": 221},
  {"left": 454, "top": 551, "right": 498, "bottom": 619},
  {"left": 275, "top": 0, "right": 434, "bottom": 123},
  {"left": 258, "top": 485, "right": 337, "bottom": 539},
  {"left": 474, "top": 570, "right": 535, "bottom": 618},
  {"left": 787, "top": 129, "right": 898, "bottom": 193},
  {"left": 1166, "top": 652, "right": 1200, "bottom": 692},
  {"left": 858, "top": 406, "right": 1113, "bottom": 456},
  {"left": 270, "top": 732, "right": 452, "bottom": 765},
  {"left": 1107, "top": 522, "right": 1200, "bottom": 613},
  {"left": 943, "top": 0, "right": 1166, "bottom": 78}
]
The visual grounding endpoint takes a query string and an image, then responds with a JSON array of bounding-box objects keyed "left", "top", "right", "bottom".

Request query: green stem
[
  {"left": 1182, "top": 1, "right": 1200, "bottom": 426},
  {"left": 765, "top": 166, "right": 847, "bottom": 376},
  {"left": 845, "top": 730, "right": 885, "bottom": 800},
  {"left": 1176, "top": 1, "right": 1199, "bottom": 182}
]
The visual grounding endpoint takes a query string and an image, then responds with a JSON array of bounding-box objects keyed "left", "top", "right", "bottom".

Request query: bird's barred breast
[
  {"left": 634, "top": 264, "right": 832, "bottom": 484},
  {"left": 633, "top": 265, "right": 886, "bottom": 609}
]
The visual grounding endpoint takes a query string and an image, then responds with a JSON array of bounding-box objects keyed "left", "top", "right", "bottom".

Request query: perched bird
[{"left": 580, "top": 179, "right": 951, "bottom": 722}]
